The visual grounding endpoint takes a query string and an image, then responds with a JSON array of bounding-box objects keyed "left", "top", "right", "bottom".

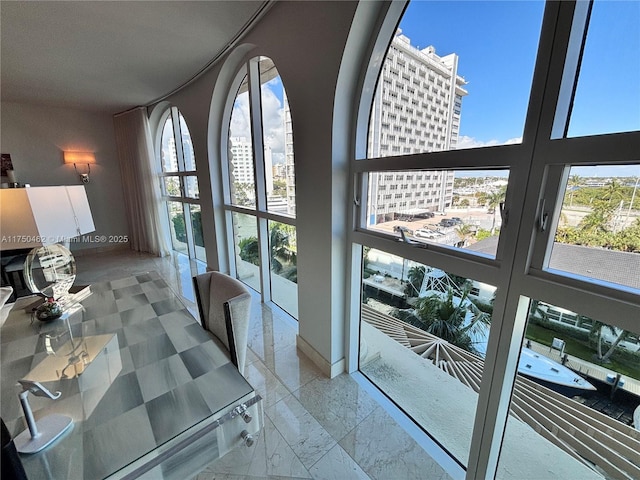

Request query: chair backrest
[{"left": 193, "top": 271, "right": 251, "bottom": 374}]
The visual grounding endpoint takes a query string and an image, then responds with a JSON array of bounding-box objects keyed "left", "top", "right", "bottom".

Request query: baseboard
[
  {"left": 296, "top": 335, "right": 345, "bottom": 378},
  {"left": 71, "top": 243, "right": 130, "bottom": 257}
]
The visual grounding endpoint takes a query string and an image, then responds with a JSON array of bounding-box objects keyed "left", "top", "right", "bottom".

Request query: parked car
[{"left": 414, "top": 229, "right": 438, "bottom": 238}]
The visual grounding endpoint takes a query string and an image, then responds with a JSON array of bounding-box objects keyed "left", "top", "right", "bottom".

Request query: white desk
[{"left": 0, "top": 272, "right": 262, "bottom": 479}]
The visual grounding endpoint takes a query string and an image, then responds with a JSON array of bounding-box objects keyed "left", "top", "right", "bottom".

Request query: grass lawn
[{"left": 525, "top": 323, "right": 640, "bottom": 380}]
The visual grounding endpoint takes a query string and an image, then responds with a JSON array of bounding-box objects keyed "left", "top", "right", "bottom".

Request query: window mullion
[
  {"left": 257, "top": 217, "right": 271, "bottom": 302},
  {"left": 247, "top": 58, "right": 271, "bottom": 301},
  {"left": 184, "top": 204, "right": 196, "bottom": 259},
  {"left": 527, "top": 164, "right": 567, "bottom": 271},
  {"left": 466, "top": 3, "right": 583, "bottom": 479},
  {"left": 551, "top": 1, "right": 592, "bottom": 139},
  {"left": 534, "top": 0, "right": 592, "bottom": 141},
  {"left": 520, "top": 271, "right": 640, "bottom": 330},
  {"left": 171, "top": 107, "right": 187, "bottom": 173},
  {"left": 248, "top": 59, "right": 267, "bottom": 212}
]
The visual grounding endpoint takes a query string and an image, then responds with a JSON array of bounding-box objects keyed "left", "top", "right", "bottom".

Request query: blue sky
[
  {"left": 400, "top": 0, "right": 545, "bottom": 146},
  {"left": 399, "top": 0, "right": 639, "bottom": 147},
  {"left": 248, "top": 1, "right": 639, "bottom": 176},
  {"left": 568, "top": 0, "right": 640, "bottom": 137}
]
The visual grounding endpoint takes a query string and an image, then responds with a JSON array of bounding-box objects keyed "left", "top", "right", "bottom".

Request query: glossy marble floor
[{"left": 74, "top": 249, "right": 453, "bottom": 480}]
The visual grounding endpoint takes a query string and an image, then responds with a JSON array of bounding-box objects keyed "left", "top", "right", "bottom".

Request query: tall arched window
[
  {"left": 159, "top": 106, "right": 206, "bottom": 262},
  {"left": 224, "top": 56, "right": 298, "bottom": 318}
]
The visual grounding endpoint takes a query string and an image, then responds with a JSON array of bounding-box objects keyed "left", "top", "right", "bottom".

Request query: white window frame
[
  {"left": 221, "top": 57, "right": 298, "bottom": 314},
  {"left": 347, "top": 1, "right": 640, "bottom": 479},
  {"left": 158, "top": 106, "right": 203, "bottom": 261}
]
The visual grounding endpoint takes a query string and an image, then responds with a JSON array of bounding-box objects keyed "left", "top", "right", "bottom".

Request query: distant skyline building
[
  {"left": 273, "top": 163, "right": 286, "bottom": 180},
  {"left": 283, "top": 90, "right": 296, "bottom": 215},
  {"left": 161, "top": 116, "right": 195, "bottom": 174},
  {"left": 264, "top": 143, "right": 273, "bottom": 195},
  {"left": 367, "top": 31, "right": 468, "bottom": 224},
  {"left": 164, "top": 136, "right": 179, "bottom": 172},
  {"left": 229, "top": 136, "right": 256, "bottom": 186},
  {"left": 229, "top": 135, "right": 274, "bottom": 201}
]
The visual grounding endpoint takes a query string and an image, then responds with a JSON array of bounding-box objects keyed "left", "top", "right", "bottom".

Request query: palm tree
[
  {"left": 602, "top": 178, "right": 625, "bottom": 203},
  {"left": 238, "top": 237, "right": 260, "bottom": 266},
  {"left": 455, "top": 223, "right": 474, "bottom": 247},
  {"left": 601, "top": 330, "right": 629, "bottom": 362},
  {"left": 363, "top": 246, "right": 371, "bottom": 271},
  {"left": 411, "top": 287, "right": 491, "bottom": 353},
  {"left": 269, "top": 223, "right": 296, "bottom": 273},
  {"left": 589, "top": 321, "right": 629, "bottom": 363},
  {"left": 404, "top": 265, "right": 425, "bottom": 297},
  {"left": 603, "top": 179, "right": 627, "bottom": 232},
  {"left": 485, "top": 187, "right": 506, "bottom": 235},
  {"left": 527, "top": 299, "right": 549, "bottom": 322},
  {"left": 567, "top": 174, "right": 581, "bottom": 207},
  {"left": 239, "top": 225, "right": 297, "bottom": 274}
]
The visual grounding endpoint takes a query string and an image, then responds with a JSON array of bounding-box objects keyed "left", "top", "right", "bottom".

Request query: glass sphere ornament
[{"left": 23, "top": 244, "right": 76, "bottom": 301}]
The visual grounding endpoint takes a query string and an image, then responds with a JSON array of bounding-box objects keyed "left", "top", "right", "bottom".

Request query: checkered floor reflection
[{"left": 1, "top": 271, "right": 253, "bottom": 479}]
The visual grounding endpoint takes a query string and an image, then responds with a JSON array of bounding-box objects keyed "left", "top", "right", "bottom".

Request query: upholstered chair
[{"left": 192, "top": 271, "right": 252, "bottom": 375}]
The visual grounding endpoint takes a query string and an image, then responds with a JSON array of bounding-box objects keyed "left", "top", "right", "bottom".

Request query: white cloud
[
  {"left": 229, "top": 91, "right": 251, "bottom": 139},
  {"left": 456, "top": 135, "right": 522, "bottom": 150},
  {"left": 260, "top": 84, "right": 285, "bottom": 158},
  {"left": 229, "top": 83, "right": 287, "bottom": 163}
]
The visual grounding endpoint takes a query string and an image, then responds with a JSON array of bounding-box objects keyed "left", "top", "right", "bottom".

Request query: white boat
[
  {"left": 634, "top": 405, "right": 640, "bottom": 431},
  {"left": 518, "top": 347, "right": 596, "bottom": 391}
]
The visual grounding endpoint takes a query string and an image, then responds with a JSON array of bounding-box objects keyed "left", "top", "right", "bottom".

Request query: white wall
[
  {"left": 148, "top": 0, "right": 360, "bottom": 373},
  {"left": 0, "top": 102, "right": 129, "bottom": 252},
  {"left": 1, "top": 0, "right": 363, "bottom": 374}
]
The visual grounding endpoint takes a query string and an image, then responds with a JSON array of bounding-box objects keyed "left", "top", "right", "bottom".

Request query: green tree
[
  {"left": 455, "top": 223, "right": 474, "bottom": 247},
  {"left": 527, "top": 299, "right": 549, "bottom": 323},
  {"left": 608, "top": 218, "right": 640, "bottom": 252},
  {"left": 485, "top": 187, "right": 506, "bottom": 235},
  {"left": 567, "top": 174, "right": 581, "bottom": 207},
  {"left": 238, "top": 224, "right": 298, "bottom": 280},
  {"left": 408, "top": 287, "right": 491, "bottom": 353},
  {"left": 270, "top": 223, "right": 295, "bottom": 273},
  {"left": 589, "top": 321, "right": 630, "bottom": 363},
  {"left": 556, "top": 179, "right": 639, "bottom": 250},
  {"left": 475, "top": 228, "right": 494, "bottom": 241},
  {"left": 233, "top": 182, "right": 255, "bottom": 206},
  {"left": 404, "top": 265, "right": 425, "bottom": 297},
  {"left": 363, "top": 246, "right": 371, "bottom": 271},
  {"left": 166, "top": 177, "right": 180, "bottom": 196},
  {"left": 238, "top": 237, "right": 260, "bottom": 265},
  {"left": 172, "top": 213, "right": 187, "bottom": 243},
  {"left": 272, "top": 179, "right": 287, "bottom": 197},
  {"left": 192, "top": 210, "right": 204, "bottom": 247},
  {"left": 170, "top": 210, "right": 203, "bottom": 247}
]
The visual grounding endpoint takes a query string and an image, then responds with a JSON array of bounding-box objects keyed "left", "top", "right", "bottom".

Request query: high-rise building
[
  {"left": 367, "top": 31, "right": 468, "bottom": 224},
  {"left": 283, "top": 90, "right": 296, "bottom": 215},
  {"left": 229, "top": 136, "right": 255, "bottom": 186},
  {"left": 229, "top": 135, "right": 275, "bottom": 206},
  {"left": 162, "top": 135, "right": 179, "bottom": 173}
]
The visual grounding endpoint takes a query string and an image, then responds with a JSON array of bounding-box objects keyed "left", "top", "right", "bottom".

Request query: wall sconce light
[{"left": 64, "top": 151, "right": 96, "bottom": 183}]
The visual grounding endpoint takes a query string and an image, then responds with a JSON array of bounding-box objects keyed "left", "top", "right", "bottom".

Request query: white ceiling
[{"left": 1, "top": 1, "right": 269, "bottom": 114}]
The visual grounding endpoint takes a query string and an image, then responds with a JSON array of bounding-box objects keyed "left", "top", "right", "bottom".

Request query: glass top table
[{"left": 0, "top": 271, "right": 262, "bottom": 479}]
